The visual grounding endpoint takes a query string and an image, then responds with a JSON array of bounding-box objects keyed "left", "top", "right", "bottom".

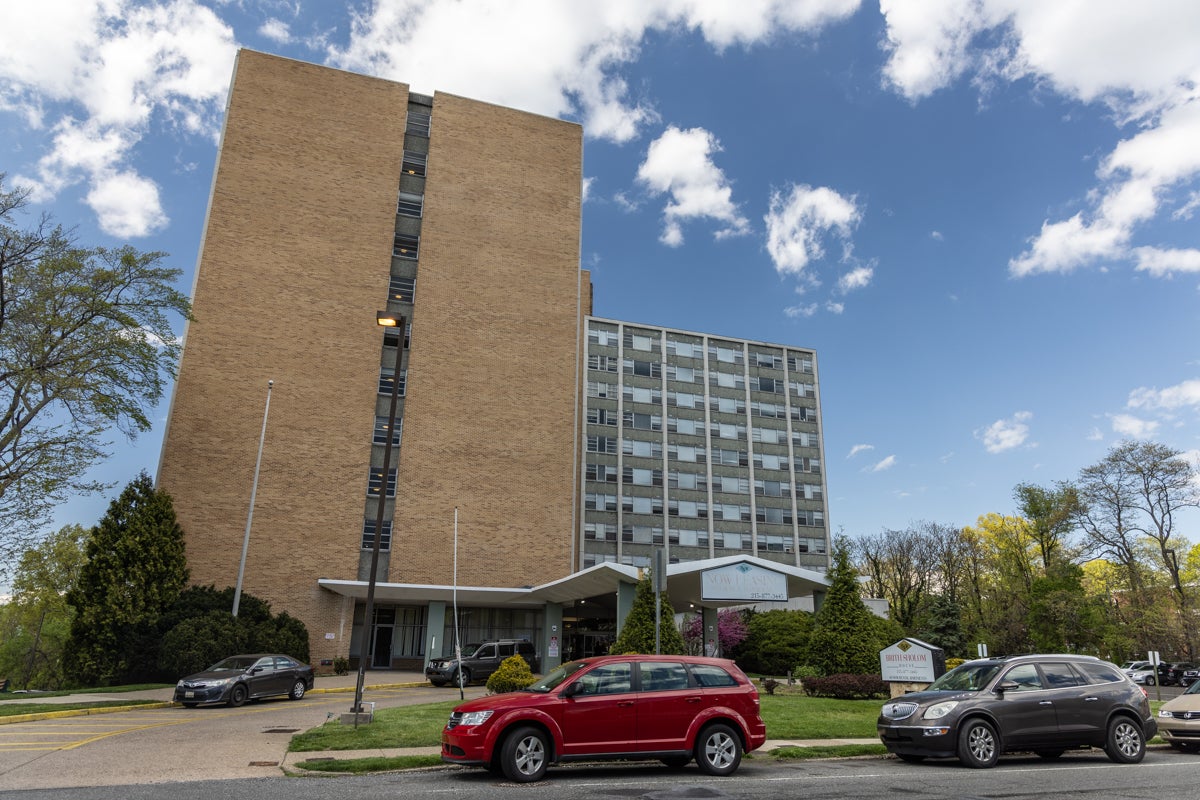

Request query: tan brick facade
[{"left": 157, "top": 51, "right": 585, "bottom": 665}]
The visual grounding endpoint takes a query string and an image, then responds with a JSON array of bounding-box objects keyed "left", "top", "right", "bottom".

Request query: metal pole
[
  {"left": 234, "top": 379, "right": 273, "bottom": 617},
  {"left": 454, "top": 507, "right": 463, "bottom": 701},
  {"left": 354, "top": 315, "right": 405, "bottom": 720}
]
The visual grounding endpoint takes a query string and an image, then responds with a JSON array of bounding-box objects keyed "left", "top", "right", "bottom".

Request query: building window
[
  {"left": 711, "top": 371, "right": 745, "bottom": 390},
  {"left": 709, "top": 343, "right": 744, "bottom": 364},
  {"left": 760, "top": 533, "right": 793, "bottom": 553},
  {"left": 757, "top": 506, "right": 793, "bottom": 525},
  {"left": 669, "top": 444, "right": 706, "bottom": 464},
  {"left": 402, "top": 150, "right": 427, "bottom": 177},
  {"left": 668, "top": 499, "right": 708, "bottom": 519},
  {"left": 755, "top": 479, "right": 791, "bottom": 498},
  {"left": 624, "top": 439, "right": 662, "bottom": 458},
  {"left": 397, "top": 191, "right": 424, "bottom": 217},
  {"left": 710, "top": 396, "right": 746, "bottom": 415},
  {"left": 801, "top": 483, "right": 824, "bottom": 500},
  {"left": 585, "top": 492, "right": 618, "bottom": 512},
  {"left": 362, "top": 519, "right": 392, "bottom": 551},
  {"left": 623, "top": 385, "right": 662, "bottom": 404},
  {"left": 667, "top": 339, "right": 702, "bottom": 359},
  {"left": 585, "top": 523, "right": 617, "bottom": 541},
  {"left": 373, "top": 416, "right": 402, "bottom": 446},
  {"left": 586, "top": 463, "right": 619, "bottom": 483},
  {"left": 623, "top": 359, "right": 662, "bottom": 378},
  {"left": 623, "top": 411, "right": 662, "bottom": 431},
  {"left": 753, "top": 351, "right": 783, "bottom": 369},
  {"left": 750, "top": 376, "right": 782, "bottom": 394},
  {"left": 587, "top": 381, "right": 616, "bottom": 399},
  {"left": 666, "top": 364, "right": 698, "bottom": 383},
  {"left": 623, "top": 330, "right": 658, "bottom": 352},
  {"left": 405, "top": 111, "right": 431, "bottom": 137},
  {"left": 669, "top": 471, "right": 707, "bottom": 491},
  {"left": 714, "top": 503, "right": 750, "bottom": 521},
  {"left": 668, "top": 416, "right": 705, "bottom": 436},
  {"left": 754, "top": 452, "right": 787, "bottom": 471},
  {"left": 788, "top": 355, "right": 815, "bottom": 374},
  {"left": 795, "top": 456, "right": 822, "bottom": 473},
  {"left": 587, "top": 407, "right": 618, "bottom": 426},
  {"left": 622, "top": 524, "right": 663, "bottom": 544},
  {"left": 393, "top": 233, "right": 419, "bottom": 259},
  {"left": 677, "top": 528, "right": 709, "bottom": 548},
  {"left": 710, "top": 422, "right": 745, "bottom": 441},
  {"left": 588, "top": 354, "right": 619, "bottom": 372},
  {"left": 623, "top": 495, "right": 663, "bottom": 515},
  {"left": 754, "top": 427, "right": 785, "bottom": 445},
  {"left": 671, "top": 392, "right": 701, "bottom": 409},
  {"left": 383, "top": 323, "right": 410, "bottom": 350},
  {"left": 623, "top": 466, "right": 663, "bottom": 487},
  {"left": 586, "top": 435, "right": 618, "bottom": 454},
  {"left": 790, "top": 381, "right": 816, "bottom": 398},
  {"left": 588, "top": 328, "right": 619, "bottom": 347},
  {"left": 713, "top": 475, "right": 748, "bottom": 494},
  {"left": 378, "top": 368, "right": 407, "bottom": 396},
  {"left": 389, "top": 276, "right": 416, "bottom": 303},
  {"left": 714, "top": 448, "right": 748, "bottom": 467},
  {"left": 367, "top": 466, "right": 397, "bottom": 498}
]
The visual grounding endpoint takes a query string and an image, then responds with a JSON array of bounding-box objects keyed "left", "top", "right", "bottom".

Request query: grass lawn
[
  {"left": 288, "top": 690, "right": 884, "bottom": 753},
  {"left": 0, "top": 699, "right": 164, "bottom": 717}
]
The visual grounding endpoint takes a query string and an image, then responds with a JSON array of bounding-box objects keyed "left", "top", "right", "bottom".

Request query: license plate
[{"left": 185, "top": 691, "right": 194, "bottom": 698}]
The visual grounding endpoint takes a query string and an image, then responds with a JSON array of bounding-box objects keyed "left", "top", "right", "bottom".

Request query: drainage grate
[
  {"left": 263, "top": 728, "right": 300, "bottom": 733},
  {"left": 248, "top": 761, "right": 279, "bottom": 767}
]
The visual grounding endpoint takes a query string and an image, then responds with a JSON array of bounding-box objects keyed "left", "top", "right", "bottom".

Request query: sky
[{"left": 2, "top": 0, "right": 1199, "bottom": 549}]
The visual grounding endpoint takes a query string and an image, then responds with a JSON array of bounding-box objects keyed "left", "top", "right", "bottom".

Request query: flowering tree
[{"left": 682, "top": 608, "right": 748, "bottom": 655}]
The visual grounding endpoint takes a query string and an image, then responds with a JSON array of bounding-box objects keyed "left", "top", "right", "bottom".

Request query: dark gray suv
[
  {"left": 878, "top": 654, "right": 1155, "bottom": 768},
  {"left": 426, "top": 639, "right": 539, "bottom": 687}
]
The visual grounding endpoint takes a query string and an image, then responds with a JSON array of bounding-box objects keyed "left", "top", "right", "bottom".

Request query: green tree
[
  {"left": 609, "top": 569, "right": 685, "bottom": 655},
  {"left": 0, "top": 176, "right": 192, "bottom": 578},
  {"left": 807, "top": 537, "right": 881, "bottom": 675},
  {"left": 64, "top": 473, "right": 189, "bottom": 685},
  {"left": 912, "top": 594, "right": 967, "bottom": 658},
  {"left": 728, "top": 609, "right": 812, "bottom": 675},
  {"left": 0, "top": 524, "right": 87, "bottom": 689}
]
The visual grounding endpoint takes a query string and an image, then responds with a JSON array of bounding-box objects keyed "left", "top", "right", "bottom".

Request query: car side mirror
[
  {"left": 996, "top": 681, "right": 1018, "bottom": 694},
  {"left": 562, "top": 681, "right": 584, "bottom": 698}
]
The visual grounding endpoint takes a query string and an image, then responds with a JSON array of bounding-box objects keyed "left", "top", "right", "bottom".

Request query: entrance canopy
[{"left": 318, "top": 554, "right": 830, "bottom": 610}]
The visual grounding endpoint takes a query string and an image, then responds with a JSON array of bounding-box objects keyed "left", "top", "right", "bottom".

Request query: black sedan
[{"left": 174, "top": 653, "right": 314, "bottom": 708}]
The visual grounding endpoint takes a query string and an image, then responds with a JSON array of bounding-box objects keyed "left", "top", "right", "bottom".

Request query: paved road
[{"left": 0, "top": 682, "right": 486, "bottom": 791}]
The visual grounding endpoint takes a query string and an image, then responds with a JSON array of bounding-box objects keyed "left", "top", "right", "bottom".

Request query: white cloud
[
  {"left": 259, "top": 19, "right": 293, "bottom": 44},
  {"left": 977, "top": 410, "right": 1033, "bottom": 453},
  {"left": 0, "top": 0, "right": 236, "bottom": 236},
  {"left": 328, "top": 0, "right": 859, "bottom": 144},
  {"left": 870, "top": 455, "right": 897, "bottom": 472},
  {"left": 825, "top": 301, "right": 845, "bottom": 314},
  {"left": 848, "top": 444, "right": 874, "bottom": 458},
  {"left": 930, "top": 230, "right": 944, "bottom": 241},
  {"left": 837, "top": 265, "right": 873, "bottom": 293},
  {"left": 636, "top": 126, "right": 750, "bottom": 246},
  {"left": 878, "top": 1, "right": 1200, "bottom": 278},
  {"left": 1109, "top": 413, "right": 1160, "bottom": 439},
  {"left": 784, "top": 303, "right": 818, "bottom": 318},
  {"left": 1127, "top": 379, "right": 1200, "bottom": 411},
  {"left": 1134, "top": 246, "right": 1200, "bottom": 276},
  {"left": 1087, "top": 427, "right": 1105, "bottom": 441},
  {"left": 764, "top": 183, "right": 861, "bottom": 277}
]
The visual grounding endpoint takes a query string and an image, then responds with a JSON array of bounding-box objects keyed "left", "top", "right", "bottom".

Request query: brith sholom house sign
[{"left": 880, "top": 637, "right": 946, "bottom": 695}]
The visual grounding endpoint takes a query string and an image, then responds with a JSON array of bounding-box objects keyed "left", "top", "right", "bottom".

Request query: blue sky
[{"left": 2, "top": 1, "right": 1199, "bottom": 546}]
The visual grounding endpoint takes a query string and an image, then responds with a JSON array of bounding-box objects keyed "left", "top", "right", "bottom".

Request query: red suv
[{"left": 440, "top": 654, "right": 767, "bottom": 782}]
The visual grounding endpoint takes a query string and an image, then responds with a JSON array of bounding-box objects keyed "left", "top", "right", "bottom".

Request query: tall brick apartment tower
[{"left": 158, "top": 50, "right": 587, "bottom": 667}]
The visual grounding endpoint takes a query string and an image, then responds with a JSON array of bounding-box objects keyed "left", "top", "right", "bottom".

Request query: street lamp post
[
  {"left": 352, "top": 312, "right": 406, "bottom": 721},
  {"left": 234, "top": 378, "right": 273, "bottom": 617}
]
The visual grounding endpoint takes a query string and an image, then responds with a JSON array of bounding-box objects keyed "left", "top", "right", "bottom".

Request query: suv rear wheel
[{"left": 694, "top": 723, "right": 742, "bottom": 776}]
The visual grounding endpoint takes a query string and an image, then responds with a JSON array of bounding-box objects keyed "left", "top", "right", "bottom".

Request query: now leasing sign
[
  {"left": 701, "top": 562, "right": 788, "bottom": 602},
  {"left": 880, "top": 638, "right": 938, "bottom": 683}
]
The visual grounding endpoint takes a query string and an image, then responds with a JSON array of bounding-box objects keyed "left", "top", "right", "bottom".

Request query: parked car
[
  {"left": 174, "top": 653, "right": 314, "bottom": 708},
  {"left": 1157, "top": 677, "right": 1200, "bottom": 750},
  {"left": 439, "top": 654, "right": 767, "bottom": 782},
  {"left": 1127, "top": 664, "right": 1160, "bottom": 685},
  {"left": 1182, "top": 666, "right": 1200, "bottom": 687},
  {"left": 1164, "top": 662, "right": 1196, "bottom": 686},
  {"left": 426, "top": 639, "right": 539, "bottom": 687},
  {"left": 877, "top": 654, "right": 1155, "bottom": 768}
]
